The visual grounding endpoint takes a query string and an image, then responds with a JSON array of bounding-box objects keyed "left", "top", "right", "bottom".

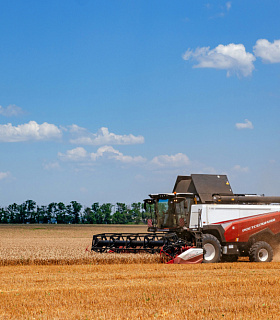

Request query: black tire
[
  {"left": 221, "top": 255, "right": 239, "bottom": 263},
  {"left": 249, "top": 241, "right": 273, "bottom": 262},
  {"left": 202, "top": 234, "right": 221, "bottom": 263}
]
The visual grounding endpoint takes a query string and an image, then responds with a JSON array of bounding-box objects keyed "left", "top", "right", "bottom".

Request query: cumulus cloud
[
  {"left": 232, "top": 165, "right": 249, "bottom": 172},
  {"left": 58, "top": 146, "right": 146, "bottom": 164},
  {"left": 69, "top": 125, "right": 144, "bottom": 145},
  {"left": 235, "top": 119, "right": 254, "bottom": 130},
  {"left": 58, "top": 147, "right": 88, "bottom": 162},
  {"left": 151, "top": 153, "right": 190, "bottom": 167},
  {"left": 183, "top": 43, "right": 255, "bottom": 77},
  {"left": 0, "top": 171, "right": 10, "bottom": 180},
  {"left": 0, "top": 121, "right": 62, "bottom": 142},
  {"left": 254, "top": 39, "right": 280, "bottom": 63},
  {"left": 58, "top": 147, "right": 192, "bottom": 169},
  {"left": 0, "top": 104, "right": 23, "bottom": 117},
  {"left": 43, "top": 161, "right": 60, "bottom": 170},
  {"left": 90, "top": 146, "right": 146, "bottom": 163}
]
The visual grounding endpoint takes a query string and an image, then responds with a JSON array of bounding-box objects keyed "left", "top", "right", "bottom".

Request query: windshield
[
  {"left": 157, "top": 197, "right": 193, "bottom": 229},
  {"left": 157, "top": 199, "right": 174, "bottom": 228}
]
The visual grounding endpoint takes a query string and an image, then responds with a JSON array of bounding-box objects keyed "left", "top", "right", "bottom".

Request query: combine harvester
[{"left": 91, "top": 174, "right": 280, "bottom": 264}]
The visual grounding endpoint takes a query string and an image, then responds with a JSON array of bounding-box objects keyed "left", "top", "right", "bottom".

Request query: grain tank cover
[
  {"left": 191, "top": 174, "right": 233, "bottom": 203},
  {"left": 172, "top": 176, "right": 194, "bottom": 193},
  {"left": 173, "top": 174, "right": 233, "bottom": 203}
]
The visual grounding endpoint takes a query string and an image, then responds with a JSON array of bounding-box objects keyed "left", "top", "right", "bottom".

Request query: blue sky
[{"left": 1, "top": 0, "right": 280, "bottom": 206}]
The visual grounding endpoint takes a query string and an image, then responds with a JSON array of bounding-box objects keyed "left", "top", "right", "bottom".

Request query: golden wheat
[
  {"left": 0, "top": 224, "right": 160, "bottom": 266},
  {"left": 1, "top": 263, "right": 280, "bottom": 319}
]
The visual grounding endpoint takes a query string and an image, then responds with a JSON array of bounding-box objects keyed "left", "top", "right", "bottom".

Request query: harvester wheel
[
  {"left": 249, "top": 241, "right": 273, "bottom": 262},
  {"left": 202, "top": 234, "right": 221, "bottom": 263}
]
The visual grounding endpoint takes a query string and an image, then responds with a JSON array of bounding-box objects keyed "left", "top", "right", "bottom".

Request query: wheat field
[
  {"left": 0, "top": 224, "right": 161, "bottom": 265},
  {"left": 1, "top": 263, "right": 280, "bottom": 319},
  {"left": 1, "top": 225, "right": 280, "bottom": 319}
]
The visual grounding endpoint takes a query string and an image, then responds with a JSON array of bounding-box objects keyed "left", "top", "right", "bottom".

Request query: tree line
[{"left": 0, "top": 200, "right": 149, "bottom": 224}]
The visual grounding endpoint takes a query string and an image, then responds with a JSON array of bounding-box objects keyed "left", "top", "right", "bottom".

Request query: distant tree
[
  {"left": 46, "top": 202, "right": 57, "bottom": 223},
  {"left": 113, "top": 203, "right": 129, "bottom": 224},
  {"left": 0, "top": 200, "right": 149, "bottom": 224},
  {"left": 18, "top": 202, "right": 28, "bottom": 224},
  {"left": 67, "top": 201, "right": 82, "bottom": 224},
  {"left": 36, "top": 205, "right": 47, "bottom": 223},
  {"left": 92, "top": 203, "right": 104, "bottom": 224},
  {"left": 112, "top": 210, "right": 123, "bottom": 224},
  {"left": 100, "top": 203, "right": 113, "bottom": 224},
  {"left": 0, "top": 207, "right": 8, "bottom": 223},
  {"left": 6, "top": 203, "right": 19, "bottom": 223},
  {"left": 130, "top": 202, "right": 142, "bottom": 224},
  {"left": 25, "top": 200, "right": 37, "bottom": 223},
  {"left": 82, "top": 207, "right": 96, "bottom": 224},
  {"left": 56, "top": 202, "right": 68, "bottom": 224}
]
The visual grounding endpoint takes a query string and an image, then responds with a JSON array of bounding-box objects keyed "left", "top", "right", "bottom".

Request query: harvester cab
[
  {"left": 143, "top": 173, "right": 233, "bottom": 234},
  {"left": 144, "top": 193, "right": 195, "bottom": 233}
]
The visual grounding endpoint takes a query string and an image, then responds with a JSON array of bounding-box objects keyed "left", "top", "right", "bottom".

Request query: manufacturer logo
[{"left": 242, "top": 218, "right": 276, "bottom": 233}]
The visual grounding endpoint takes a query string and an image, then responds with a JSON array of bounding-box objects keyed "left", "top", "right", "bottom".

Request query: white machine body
[{"left": 189, "top": 204, "right": 280, "bottom": 228}]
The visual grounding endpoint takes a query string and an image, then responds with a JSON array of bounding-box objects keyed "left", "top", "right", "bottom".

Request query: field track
[{"left": 1, "top": 225, "right": 280, "bottom": 319}]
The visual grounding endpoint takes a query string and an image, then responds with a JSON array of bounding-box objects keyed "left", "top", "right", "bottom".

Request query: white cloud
[
  {"left": 0, "top": 121, "right": 62, "bottom": 142},
  {"left": 69, "top": 126, "right": 144, "bottom": 145},
  {"left": 90, "top": 146, "right": 146, "bottom": 163},
  {"left": 58, "top": 146, "right": 146, "bottom": 164},
  {"left": 0, "top": 171, "right": 10, "bottom": 180},
  {"left": 58, "top": 147, "right": 88, "bottom": 161},
  {"left": 254, "top": 39, "right": 280, "bottom": 63},
  {"left": 232, "top": 165, "right": 249, "bottom": 173},
  {"left": 0, "top": 105, "right": 23, "bottom": 117},
  {"left": 235, "top": 119, "right": 253, "bottom": 130},
  {"left": 58, "top": 147, "right": 192, "bottom": 168},
  {"left": 151, "top": 153, "right": 190, "bottom": 167},
  {"left": 183, "top": 43, "right": 255, "bottom": 77},
  {"left": 68, "top": 124, "right": 88, "bottom": 134},
  {"left": 43, "top": 161, "right": 60, "bottom": 170}
]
